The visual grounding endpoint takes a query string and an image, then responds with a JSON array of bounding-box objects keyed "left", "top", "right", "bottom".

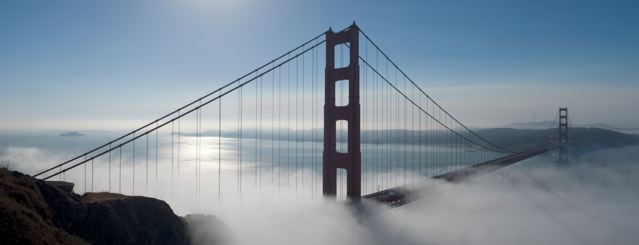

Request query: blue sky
[{"left": 1, "top": 0, "right": 637, "bottom": 130}]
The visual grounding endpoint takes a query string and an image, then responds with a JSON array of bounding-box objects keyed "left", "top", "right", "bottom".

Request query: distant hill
[
  {"left": 505, "top": 121, "right": 639, "bottom": 135},
  {"left": 475, "top": 127, "right": 639, "bottom": 153},
  {"left": 505, "top": 121, "right": 556, "bottom": 130},
  {"left": 60, "top": 132, "right": 85, "bottom": 137}
]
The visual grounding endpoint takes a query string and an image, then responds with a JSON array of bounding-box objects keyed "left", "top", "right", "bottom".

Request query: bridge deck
[{"left": 363, "top": 144, "right": 560, "bottom": 207}]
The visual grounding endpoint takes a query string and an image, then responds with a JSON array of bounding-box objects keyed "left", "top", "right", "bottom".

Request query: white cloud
[{"left": 2, "top": 143, "right": 638, "bottom": 245}]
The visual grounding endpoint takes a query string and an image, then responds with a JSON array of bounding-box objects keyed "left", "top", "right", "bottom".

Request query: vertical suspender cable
[
  {"left": 287, "top": 60, "right": 291, "bottom": 188},
  {"left": 294, "top": 58, "right": 300, "bottom": 197},
  {"left": 271, "top": 65, "right": 275, "bottom": 186},
  {"left": 132, "top": 133, "right": 136, "bottom": 195},
  {"left": 395, "top": 68, "right": 400, "bottom": 187},
  {"left": 177, "top": 112, "right": 181, "bottom": 184},
  {"left": 378, "top": 50, "right": 382, "bottom": 190},
  {"left": 385, "top": 62, "right": 389, "bottom": 188},
  {"left": 312, "top": 44, "right": 318, "bottom": 196},
  {"left": 155, "top": 123, "right": 158, "bottom": 197},
  {"left": 301, "top": 49, "right": 305, "bottom": 190},
  {"left": 84, "top": 155, "right": 87, "bottom": 193},
  {"left": 313, "top": 41, "right": 321, "bottom": 193},
  {"left": 146, "top": 133, "right": 149, "bottom": 194},
  {"left": 403, "top": 71, "right": 407, "bottom": 186},
  {"left": 119, "top": 146, "right": 122, "bottom": 193},
  {"left": 199, "top": 102, "right": 202, "bottom": 201},
  {"left": 411, "top": 88, "right": 415, "bottom": 184},
  {"left": 197, "top": 107, "right": 200, "bottom": 201},
  {"left": 428, "top": 99, "right": 431, "bottom": 176},
  {"left": 419, "top": 84, "right": 422, "bottom": 178},
  {"left": 259, "top": 74, "right": 263, "bottom": 191},
  {"left": 374, "top": 48, "right": 378, "bottom": 191},
  {"left": 255, "top": 76, "right": 259, "bottom": 189},
  {"left": 238, "top": 86, "right": 242, "bottom": 197},
  {"left": 171, "top": 121, "right": 174, "bottom": 197},
  {"left": 311, "top": 43, "right": 317, "bottom": 195},
  {"left": 91, "top": 159, "right": 94, "bottom": 192},
  {"left": 199, "top": 101, "right": 202, "bottom": 201},
  {"left": 278, "top": 65, "right": 282, "bottom": 193},
  {"left": 410, "top": 92, "right": 421, "bottom": 184},
  {"left": 108, "top": 144, "right": 112, "bottom": 192},
  {"left": 255, "top": 76, "right": 259, "bottom": 190},
  {"left": 218, "top": 95, "right": 222, "bottom": 203}
]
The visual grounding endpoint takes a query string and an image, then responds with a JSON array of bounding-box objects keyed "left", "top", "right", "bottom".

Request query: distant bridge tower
[
  {"left": 323, "top": 23, "right": 361, "bottom": 199},
  {"left": 558, "top": 107, "right": 569, "bottom": 163}
]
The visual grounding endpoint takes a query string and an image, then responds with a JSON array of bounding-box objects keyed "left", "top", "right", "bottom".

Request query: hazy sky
[{"left": 1, "top": 0, "right": 637, "bottom": 130}]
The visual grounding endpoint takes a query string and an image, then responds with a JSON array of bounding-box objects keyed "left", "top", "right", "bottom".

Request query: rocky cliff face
[
  {"left": 0, "top": 168, "right": 86, "bottom": 244},
  {"left": 0, "top": 168, "right": 232, "bottom": 245}
]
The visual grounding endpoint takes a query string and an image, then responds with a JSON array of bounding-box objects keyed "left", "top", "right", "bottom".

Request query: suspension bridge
[{"left": 32, "top": 23, "right": 570, "bottom": 208}]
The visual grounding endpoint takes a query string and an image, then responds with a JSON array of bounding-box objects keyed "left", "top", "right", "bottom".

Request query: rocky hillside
[{"left": 0, "top": 168, "right": 233, "bottom": 245}]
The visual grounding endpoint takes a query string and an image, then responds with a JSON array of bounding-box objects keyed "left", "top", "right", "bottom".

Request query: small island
[{"left": 60, "top": 131, "right": 85, "bottom": 137}]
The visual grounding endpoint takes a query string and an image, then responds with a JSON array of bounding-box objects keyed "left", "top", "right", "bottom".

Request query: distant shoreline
[{"left": 59, "top": 131, "right": 85, "bottom": 137}]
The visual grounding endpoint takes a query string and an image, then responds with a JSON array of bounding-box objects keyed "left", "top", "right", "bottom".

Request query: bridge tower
[
  {"left": 323, "top": 23, "right": 361, "bottom": 199},
  {"left": 558, "top": 107, "right": 569, "bottom": 163}
]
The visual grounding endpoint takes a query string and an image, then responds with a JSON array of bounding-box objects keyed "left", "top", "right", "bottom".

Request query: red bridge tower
[{"left": 323, "top": 24, "right": 361, "bottom": 199}]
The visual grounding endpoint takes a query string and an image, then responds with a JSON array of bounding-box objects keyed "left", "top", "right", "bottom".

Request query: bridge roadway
[{"left": 362, "top": 144, "right": 561, "bottom": 208}]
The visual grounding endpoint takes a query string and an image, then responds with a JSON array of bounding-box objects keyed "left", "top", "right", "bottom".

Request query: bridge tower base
[{"left": 323, "top": 24, "right": 361, "bottom": 199}]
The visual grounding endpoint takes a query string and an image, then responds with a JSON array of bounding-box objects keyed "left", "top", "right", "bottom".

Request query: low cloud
[
  {"left": 2, "top": 143, "right": 638, "bottom": 245},
  {"left": 191, "top": 146, "right": 639, "bottom": 245}
]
